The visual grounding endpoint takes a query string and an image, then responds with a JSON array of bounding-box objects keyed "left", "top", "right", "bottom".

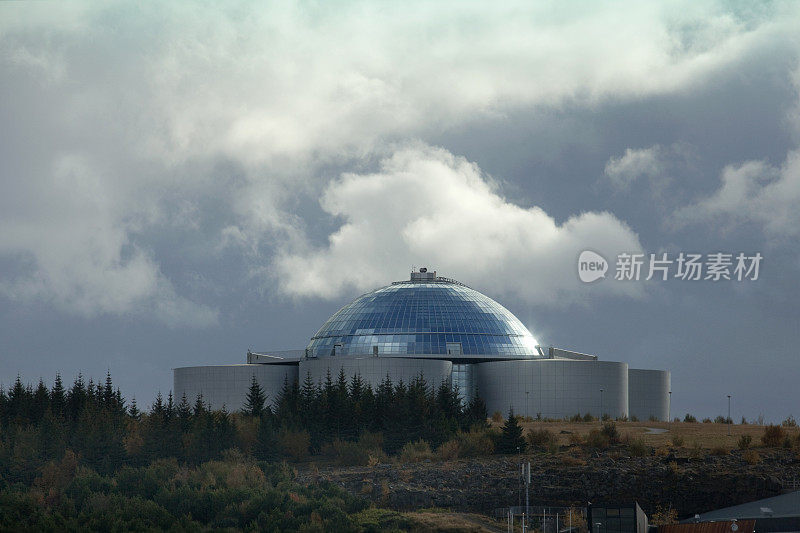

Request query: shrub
[
  {"left": 702, "top": 418, "right": 712, "bottom": 424},
  {"left": 630, "top": 415, "right": 639, "bottom": 422},
  {"left": 737, "top": 435, "right": 752, "bottom": 450},
  {"left": 743, "top": 450, "right": 760, "bottom": 465},
  {"left": 491, "top": 411, "right": 503, "bottom": 423},
  {"left": 280, "top": 429, "right": 310, "bottom": 461},
  {"left": 651, "top": 506, "right": 678, "bottom": 526},
  {"left": 782, "top": 416, "right": 798, "bottom": 428},
  {"left": 628, "top": 438, "right": 649, "bottom": 457},
  {"left": 330, "top": 439, "right": 384, "bottom": 467},
  {"left": 714, "top": 415, "right": 727, "bottom": 424},
  {"left": 526, "top": 428, "right": 556, "bottom": 449},
  {"left": 671, "top": 435, "right": 684, "bottom": 447},
  {"left": 762, "top": 425, "right": 786, "bottom": 447},
  {"left": 568, "top": 433, "right": 584, "bottom": 446},
  {"left": 601, "top": 422, "right": 620, "bottom": 445},
  {"left": 684, "top": 414, "right": 697, "bottom": 423},
  {"left": 437, "top": 440, "right": 460, "bottom": 461},
  {"left": 655, "top": 446, "right": 670, "bottom": 457},
  {"left": 586, "top": 429, "right": 609, "bottom": 449},
  {"left": 582, "top": 413, "right": 594, "bottom": 422},
  {"left": 570, "top": 413, "right": 582, "bottom": 422},
  {"left": 398, "top": 440, "right": 433, "bottom": 463},
  {"left": 710, "top": 445, "right": 729, "bottom": 456},
  {"left": 456, "top": 429, "right": 495, "bottom": 457}
]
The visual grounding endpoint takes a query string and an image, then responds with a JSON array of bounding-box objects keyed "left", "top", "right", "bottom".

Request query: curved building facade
[
  {"left": 174, "top": 363, "right": 297, "bottom": 411},
  {"left": 172, "top": 269, "right": 671, "bottom": 420},
  {"left": 476, "top": 360, "right": 629, "bottom": 419},
  {"left": 628, "top": 368, "right": 671, "bottom": 421}
]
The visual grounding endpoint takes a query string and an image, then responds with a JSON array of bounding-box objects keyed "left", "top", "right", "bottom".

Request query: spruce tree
[
  {"left": 498, "top": 408, "right": 526, "bottom": 454},
  {"left": 244, "top": 375, "right": 266, "bottom": 417},
  {"left": 129, "top": 397, "right": 141, "bottom": 420},
  {"left": 50, "top": 373, "right": 66, "bottom": 418}
]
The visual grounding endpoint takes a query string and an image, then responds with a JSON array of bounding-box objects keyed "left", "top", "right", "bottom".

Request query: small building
[
  {"left": 588, "top": 502, "right": 649, "bottom": 533},
  {"left": 683, "top": 490, "right": 800, "bottom": 533}
]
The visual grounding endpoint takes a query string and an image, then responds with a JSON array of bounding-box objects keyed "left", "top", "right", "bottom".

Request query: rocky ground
[{"left": 295, "top": 447, "right": 800, "bottom": 518}]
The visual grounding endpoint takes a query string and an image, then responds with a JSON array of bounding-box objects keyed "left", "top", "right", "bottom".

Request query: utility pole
[
  {"left": 517, "top": 447, "right": 521, "bottom": 508},
  {"left": 525, "top": 462, "right": 530, "bottom": 522},
  {"left": 728, "top": 395, "right": 732, "bottom": 436}
]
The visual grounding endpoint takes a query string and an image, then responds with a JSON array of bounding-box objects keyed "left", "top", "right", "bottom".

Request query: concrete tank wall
[
  {"left": 628, "top": 368, "right": 671, "bottom": 422},
  {"left": 475, "top": 360, "right": 629, "bottom": 419},
  {"left": 299, "top": 357, "right": 452, "bottom": 391},
  {"left": 173, "top": 364, "right": 298, "bottom": 412}
]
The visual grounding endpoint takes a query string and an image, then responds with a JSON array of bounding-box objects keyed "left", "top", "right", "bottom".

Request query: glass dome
[{"left": 305, "top": 272, "right": 540, "bottom": 359}]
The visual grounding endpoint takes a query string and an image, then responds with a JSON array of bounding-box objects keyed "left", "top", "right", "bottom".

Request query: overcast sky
[{"left": 1, "top": 2, "right": 799, "bottom": 421}]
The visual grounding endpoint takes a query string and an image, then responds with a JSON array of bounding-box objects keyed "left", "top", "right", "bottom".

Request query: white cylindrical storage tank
[
  {"left": 475, "top": 359, "right": 628, "bottom": 419},
  {"left": 173, "top": 364, "right": 298, "bottom": 412},
  {"left": 299, "top": 357, "right": 452, "bottom": 391},
  {"left": 628, "top": 369, "right": 670, "bottom": 421}
]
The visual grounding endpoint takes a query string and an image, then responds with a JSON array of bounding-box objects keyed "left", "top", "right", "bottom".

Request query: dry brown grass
[
  {"left": 486, "top": 419, "right": 800, "bottom": 451},
  {"left": 405, "top": 510, "right": 505, "bottom": 532}
]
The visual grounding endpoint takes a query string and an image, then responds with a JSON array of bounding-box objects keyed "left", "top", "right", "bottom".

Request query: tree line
[{"left": 0, "top": 370, "right": 488, "bottom": 482}]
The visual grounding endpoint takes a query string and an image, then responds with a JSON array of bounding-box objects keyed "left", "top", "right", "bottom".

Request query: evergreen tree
[
  {"left": 498, "top": 408, "right": 526, "bottom": 454},
  {"left": 462, "top": 395, "right": 488, "bottom": 429},
  {"left": 50, "top": 373, "right": 66, "bottom": 418},
  {"left": 7, "top": 375, "right": 29, "bottom": 423},
  {"left": 193, "top": 394, "right": 207, "bottom": 416},
  {"left": 66, "top": 374, "right": 86, "bottom": 421},
  {"left": 31, "top": 379, "right": 50, "bottom": 420},
  {"left": 0, "top": 386, "right": 7, "bottom": 425},
  {"left": 243, "top": 375, "right": 266, "bottom": 417},
  {"left": 103, "top": 371, "right": 114, "bottom": 407},
  {"left": 129, "top": 397, "right": 141, "bottom": 420}
]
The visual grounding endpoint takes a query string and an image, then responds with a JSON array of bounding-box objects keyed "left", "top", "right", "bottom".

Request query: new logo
[{"left": 578, "top": 250, "right": 608, "bottom": 283}]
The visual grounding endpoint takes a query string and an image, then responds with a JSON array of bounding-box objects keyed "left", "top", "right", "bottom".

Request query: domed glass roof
[{"left": 305, "top": 272, "right": 540, "bottom": 359}]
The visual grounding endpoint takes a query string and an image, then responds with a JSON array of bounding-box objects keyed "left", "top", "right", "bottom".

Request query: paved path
[{"left": 644, "top": 427, "right": 668, "bottom": 434}]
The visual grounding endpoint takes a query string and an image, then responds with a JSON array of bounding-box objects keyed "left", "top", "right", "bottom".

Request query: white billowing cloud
[
  {"left": 0, "top": 1, "right": 796, "bottom": 321},
  {"left": 675, "top": 152, "right": 800, "bottom": 238},
  {"left": 605, "top": 146, "right": 665, "bottom": 189},
  {"left": 675, "top": 67, "right": 800, "bottom": 239},
  {"left": 0, "top": 154, "right": 217, "bottom": 327},
  {"left": 275, "top": 145, "right": 644, "bottom": 303}
]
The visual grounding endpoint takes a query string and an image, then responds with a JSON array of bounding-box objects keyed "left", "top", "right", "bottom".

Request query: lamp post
[
  {"left": 728, "top": 395, "right": 732, "bottom": 436},
  {"left": 526, "top": 391, "right": 529, "bottom": 418}
]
